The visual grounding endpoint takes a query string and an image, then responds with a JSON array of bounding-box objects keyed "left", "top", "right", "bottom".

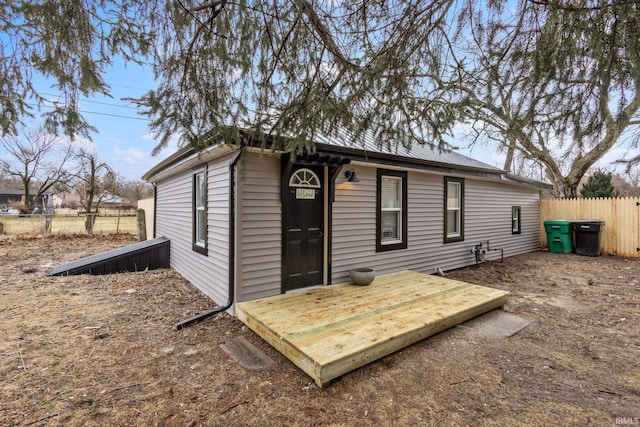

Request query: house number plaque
[{"left": 295, "top": 188, "right": 316, "bottom": 199}]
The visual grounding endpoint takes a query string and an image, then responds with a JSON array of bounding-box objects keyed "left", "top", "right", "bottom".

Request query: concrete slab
[
  {"left": 220, "top": 336, "right": 274, "bottom": 370},
  {"left": 459, "top": 309, "right": 531, "bottom": 341}
]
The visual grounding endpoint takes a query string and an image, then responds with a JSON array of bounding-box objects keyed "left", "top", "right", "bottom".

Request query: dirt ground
[{"left": 1, "top": 234, "right": 638, "bottom": 426}]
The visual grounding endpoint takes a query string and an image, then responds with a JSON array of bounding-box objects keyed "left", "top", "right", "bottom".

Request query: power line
[
  {"left": 27, "top": 102, "right": 150, "bottom": 122},
  {"left": 108, "top": 82, "right": 151, "bottom": 92},
  {"left": 76, "top": 109, "right": 149, "bottom": 121},
  {"left": 38, "top": 92, "right": 140, "bottom": 110}
]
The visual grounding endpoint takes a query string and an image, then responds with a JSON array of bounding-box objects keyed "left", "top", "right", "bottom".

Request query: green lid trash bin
[
  {"left": 544, "top": 220, "right": 573, "bottom": 254},
  {"left": 572, "top": 220, "right": 605, "bottom": 256}
]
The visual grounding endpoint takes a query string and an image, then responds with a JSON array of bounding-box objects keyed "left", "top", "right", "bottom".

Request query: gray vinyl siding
[
  {"left": 236, "top": 153, "right": 282, "bottom": 302},
  {"left": 155, "top": 154, "right": 231, "bottom": 305},
  {"left": 331, "top": 165, "right": 541, "bottom": 284},
  {"left": 154, "top": 149, "right": 541, "bottom": 305}
]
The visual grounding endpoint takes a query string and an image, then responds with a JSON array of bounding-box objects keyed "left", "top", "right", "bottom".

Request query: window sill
[
  {"left": 376, "top": 240, "right": 407, "bottom": 252},
  {"left": 444, "top": 234, "right": 464, "bottom": 244},
  {"left": 193, "top": 243, "right": 207, "bottom": 255},
  {"left": 381, "top": 239, "right": 402, "bottom": 245}
]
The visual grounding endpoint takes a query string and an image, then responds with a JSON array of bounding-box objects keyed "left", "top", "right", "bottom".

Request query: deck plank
[
  {"left": 239, "top": 272, "right": 470, "bottom": 331},
  {"left": 236, "top": 270, "right": 509, "bottom": 387}
]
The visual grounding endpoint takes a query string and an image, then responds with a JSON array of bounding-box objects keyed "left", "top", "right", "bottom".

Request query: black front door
[{"left": 282, "top": 166, "right": 324, "bottom": 292}]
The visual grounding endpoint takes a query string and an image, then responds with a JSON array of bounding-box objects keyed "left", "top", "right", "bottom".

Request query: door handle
[{"left": 318, "top": 231, "right": 324, "bottom": 237}]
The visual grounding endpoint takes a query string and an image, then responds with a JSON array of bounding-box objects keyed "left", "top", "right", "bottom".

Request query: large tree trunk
[
  {"left": 85, "top": 213, "right": 96, "bottom": 234},
  {"left": 502, "top": 140, "right": 516, "bottom": 173}
]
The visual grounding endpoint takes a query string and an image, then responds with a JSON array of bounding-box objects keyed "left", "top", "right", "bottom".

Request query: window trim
[
  {"left": 192, "top": 165, "right": 208, "bottom": 255},
  {"left": 289, "top": 168, "right": 321, "bottom": 188},
  {"left": 512, "top": 206, "right": 522, "bottom": 234},
  {"left": 376, "top": 169, "right": 408, "bottom": 252},
  {"left": 444, "top": 176, "right": 465, "bottom": 243}
]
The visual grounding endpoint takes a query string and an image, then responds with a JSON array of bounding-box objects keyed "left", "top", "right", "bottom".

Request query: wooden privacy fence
[
  {"left": 137, "top": 198, "right": 155, "bottom": 240},
  {"left": 540, "top": 197, "right": 640, "bottom": 257}
]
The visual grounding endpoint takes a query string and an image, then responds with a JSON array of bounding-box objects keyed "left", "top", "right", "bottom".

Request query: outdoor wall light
[{"left": 344, "top": 169, "right": 360, "bottom": 183}]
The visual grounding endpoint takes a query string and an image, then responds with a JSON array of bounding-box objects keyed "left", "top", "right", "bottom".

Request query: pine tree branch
[
  {"left": 191, "top": 0, "right": 226, "bottom": 13},
  {"left": 527, "top": 0, "right": 610, "bottom": 12},
  {"left": 293, "top": 0, "right": 360, "bottom": 70}
]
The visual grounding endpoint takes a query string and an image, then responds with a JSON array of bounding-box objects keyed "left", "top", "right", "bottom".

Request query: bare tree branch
[{"left": 0, "top": 128, "right": 73, "bottom": 212}]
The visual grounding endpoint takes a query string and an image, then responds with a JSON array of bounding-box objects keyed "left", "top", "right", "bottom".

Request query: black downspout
[
  {"left": 176, "top": 148, "right": 244, "bottom": 330},
  {"left": 152, "top": 183, "right": 157, "bottom": 239}
]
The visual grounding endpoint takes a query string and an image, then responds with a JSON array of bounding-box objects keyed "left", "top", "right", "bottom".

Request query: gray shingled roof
[
  {"left": 143, "top": 126, "right": 552, "bottom": 189},
  {"left": 311, "top": 129, "right": 552, "bottom": 189},
  {"left": 312, "top": 129, "right": 503, "bottom": 173}
]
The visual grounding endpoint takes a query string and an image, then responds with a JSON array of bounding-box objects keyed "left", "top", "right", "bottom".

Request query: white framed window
[
  {"left": 193, "top": 167, "right": 207, "bottom": 254},
  {"left": 512, "top": 206, "right": 522, "bottom": 234},
  {"left": 381, "top": 176, "right": 402, "bottom": 243},
  {"left": 444, "top": 177, "right": 464, "bottom": 243},
  {"left": 377, "top": 169, "right": 407, "bottom": 252}
]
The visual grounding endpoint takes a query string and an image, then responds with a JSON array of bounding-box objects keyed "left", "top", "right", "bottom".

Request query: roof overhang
[
  {"left": 313, "top": 144, "right": 553, "bottom": 190},
  {"left": 142, "top": 129, "right": 552, "bottom": 191},
  {"left": 501, "top": 173, "right": 554, "bottom": 190},
  {"left": 315, "top": 142, "right": 503, "bottom": 177},
  {"left": 142, "top": 144, "right": 238, "bottom": 183}
]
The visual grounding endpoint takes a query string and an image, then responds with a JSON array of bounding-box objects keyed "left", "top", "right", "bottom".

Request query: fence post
[{"left": 136, "top": 209, "right": 147, "bottom": 241}]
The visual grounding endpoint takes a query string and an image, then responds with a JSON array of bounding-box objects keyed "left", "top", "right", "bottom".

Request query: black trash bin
[{"left": 572, "top": 220, "right": 605, "bottom": 256}]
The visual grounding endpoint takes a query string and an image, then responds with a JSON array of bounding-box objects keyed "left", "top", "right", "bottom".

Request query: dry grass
[
  {"left": 1, "top": 235, "right": 639, "bottom": 426},
  {"left": 0, "top": 216, "right": 136, "bottom": 236}
]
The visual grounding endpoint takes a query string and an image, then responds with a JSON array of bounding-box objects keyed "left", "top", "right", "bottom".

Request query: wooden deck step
[{"left": 236, "top": 270, "right": 509, "bottom": 387}]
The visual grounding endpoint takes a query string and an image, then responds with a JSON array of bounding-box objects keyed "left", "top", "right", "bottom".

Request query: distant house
[
  {"left": 54, "top": 190, "right": 129, "bottom": 210},
  {"left": 0, "top": 190, "right": 24, "bottom": 208},
  {"left": 53, "top": 191, "right": 81, "bottom": 209},
  {"left": 142, "top": 130, "right": 552, "bottom": 312},
  {"left": 0, "top": 189, "right": 53, "bottom": 211},
  {"left": 98, "top": 192, "right": 130, "bottom": 207}
]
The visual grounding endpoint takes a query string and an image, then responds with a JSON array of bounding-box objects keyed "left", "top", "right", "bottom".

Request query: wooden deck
[{"left": 235, "top": 270, "right": 509, "bottom": 387}]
